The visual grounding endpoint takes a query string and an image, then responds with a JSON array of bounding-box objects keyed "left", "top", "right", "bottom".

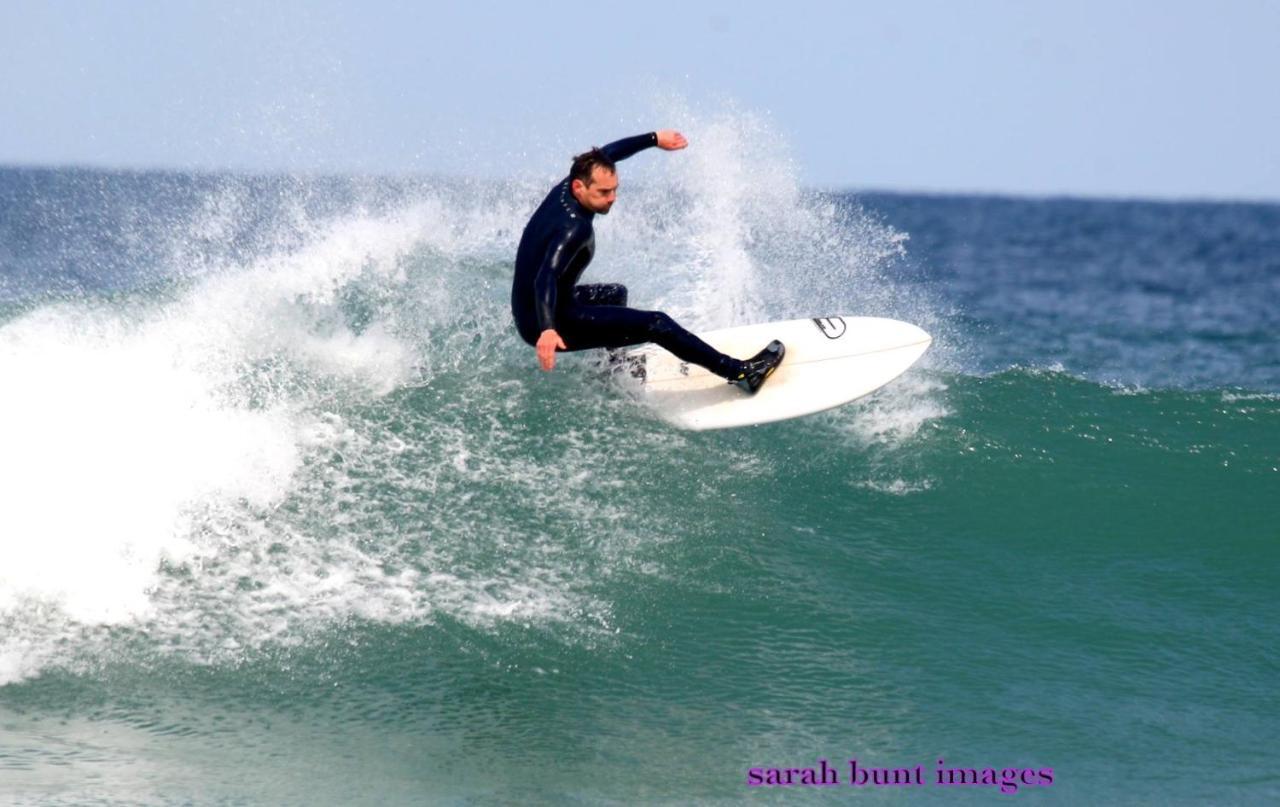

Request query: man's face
[{"left": 572, "top": 166, "right": 619, "bottom": 214}]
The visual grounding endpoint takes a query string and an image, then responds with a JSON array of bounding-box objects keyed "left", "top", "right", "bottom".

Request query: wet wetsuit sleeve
[
  {"left": 533, "top": 220, "right": 589, "bottom": 332},
  {"left": 600, "top": 132, "right": 658, "bottom": 163}
]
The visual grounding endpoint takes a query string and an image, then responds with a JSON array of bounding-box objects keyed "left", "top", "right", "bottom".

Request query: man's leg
[
  {"left": 559, "top": 301, "right": 744, "bottom": 380},
  {"left": 571, "top": 285, "right": 630, "bottom": 367},
  {"left": 572, "top": 284, "right": 629, "bottom": 308},
  {"left": 563, "top": 284, "right": 786, "bottom": 392}
]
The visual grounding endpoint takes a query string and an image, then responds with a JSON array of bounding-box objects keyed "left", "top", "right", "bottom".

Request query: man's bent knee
[{"left": 649, "top": 311, "right": 676, "bottom": 336}]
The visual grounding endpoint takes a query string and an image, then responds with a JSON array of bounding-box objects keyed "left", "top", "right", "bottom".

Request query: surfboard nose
[{"left": 862, "top": 316, "right": 931, "bottom": 347}]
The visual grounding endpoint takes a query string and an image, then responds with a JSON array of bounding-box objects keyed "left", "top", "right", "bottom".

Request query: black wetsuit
[{"left": 511, "top": 132, "right": 742, "bottom": 379}]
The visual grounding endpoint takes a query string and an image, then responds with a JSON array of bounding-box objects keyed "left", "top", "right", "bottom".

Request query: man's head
[{"left": 569, "top": 148, "right": 619, "bottom": 214}]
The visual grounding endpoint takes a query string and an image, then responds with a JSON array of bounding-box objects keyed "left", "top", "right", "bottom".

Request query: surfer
[{"left": 511, "top": 130, "right": 784, "bottom": 393}]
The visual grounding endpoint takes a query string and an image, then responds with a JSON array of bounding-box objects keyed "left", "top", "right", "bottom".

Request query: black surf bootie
[{"left": 731, "top": 340, "right": 785, "bottom": 394}]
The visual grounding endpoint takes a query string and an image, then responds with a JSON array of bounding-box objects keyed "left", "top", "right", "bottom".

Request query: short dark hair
[{"left": 570, "top": 148, "right": 616, "bottom": 187}]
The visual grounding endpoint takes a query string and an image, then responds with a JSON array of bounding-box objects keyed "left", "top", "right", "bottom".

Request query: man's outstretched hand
[
  {"left": 537, "top": 329, "right": 567, "bottom": 371},
  {"left": 656, "top": 130, "right": 688, "bottom": 150}
]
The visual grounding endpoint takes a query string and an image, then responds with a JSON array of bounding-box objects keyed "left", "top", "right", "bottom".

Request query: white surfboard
[{"left": 618, "top": 316, "right": 931, "bottom": 430}]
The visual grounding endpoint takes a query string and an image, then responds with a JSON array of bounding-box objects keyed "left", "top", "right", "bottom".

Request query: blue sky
[{"left": 3, "top": 1, "right": 1278, "bottom": 199}]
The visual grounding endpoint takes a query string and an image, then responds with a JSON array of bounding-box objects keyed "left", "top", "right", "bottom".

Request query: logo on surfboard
[{"left": 812, "top": 317, "right": 847, "bottom": 339}]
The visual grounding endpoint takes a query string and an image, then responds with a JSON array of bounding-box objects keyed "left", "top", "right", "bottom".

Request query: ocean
[{"left": 1, "top": 121, "right": 1277, "bottom": 804}]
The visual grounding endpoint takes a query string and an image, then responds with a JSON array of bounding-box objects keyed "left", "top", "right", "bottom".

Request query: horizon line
[{"left": 2, "top": 159, "right": 1277, "bottom": 208}]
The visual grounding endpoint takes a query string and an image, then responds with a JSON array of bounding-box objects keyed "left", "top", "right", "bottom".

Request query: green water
[{"left": 3, "top": 370, "right": 1276, "bottom": 804}]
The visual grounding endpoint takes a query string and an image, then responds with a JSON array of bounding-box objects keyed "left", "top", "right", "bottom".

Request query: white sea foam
[
  {"left": 825, "top": 372, "right": 951, "bottom": 448},
  {"left": 0, "top": 176, "right": 640, "bottom": 682},
  {"left": 0, "top": 197, "right": 460, "bottom": 680},
  {"left": 602, "top": 102, "right": 915, "bottom": 332},
  {"left": 854, "top": 478, "right": 934, "bottom": 496}
]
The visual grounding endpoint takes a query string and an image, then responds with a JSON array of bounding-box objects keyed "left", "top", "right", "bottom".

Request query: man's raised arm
[{"left": 599, "top": 130, "right": 688, "bottom": 162}]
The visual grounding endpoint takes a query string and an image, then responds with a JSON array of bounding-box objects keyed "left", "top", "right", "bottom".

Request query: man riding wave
[{"left": 511, "top": 130, "right": 784, "bottom": 393}]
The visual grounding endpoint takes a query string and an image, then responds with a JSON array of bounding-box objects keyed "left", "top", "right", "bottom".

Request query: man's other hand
[
  {"left": 537, "top": 329, "right": 567, "bottom": 371},
  {"left": 656, "top": 130, "right": 688, "bottom": 150}
]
